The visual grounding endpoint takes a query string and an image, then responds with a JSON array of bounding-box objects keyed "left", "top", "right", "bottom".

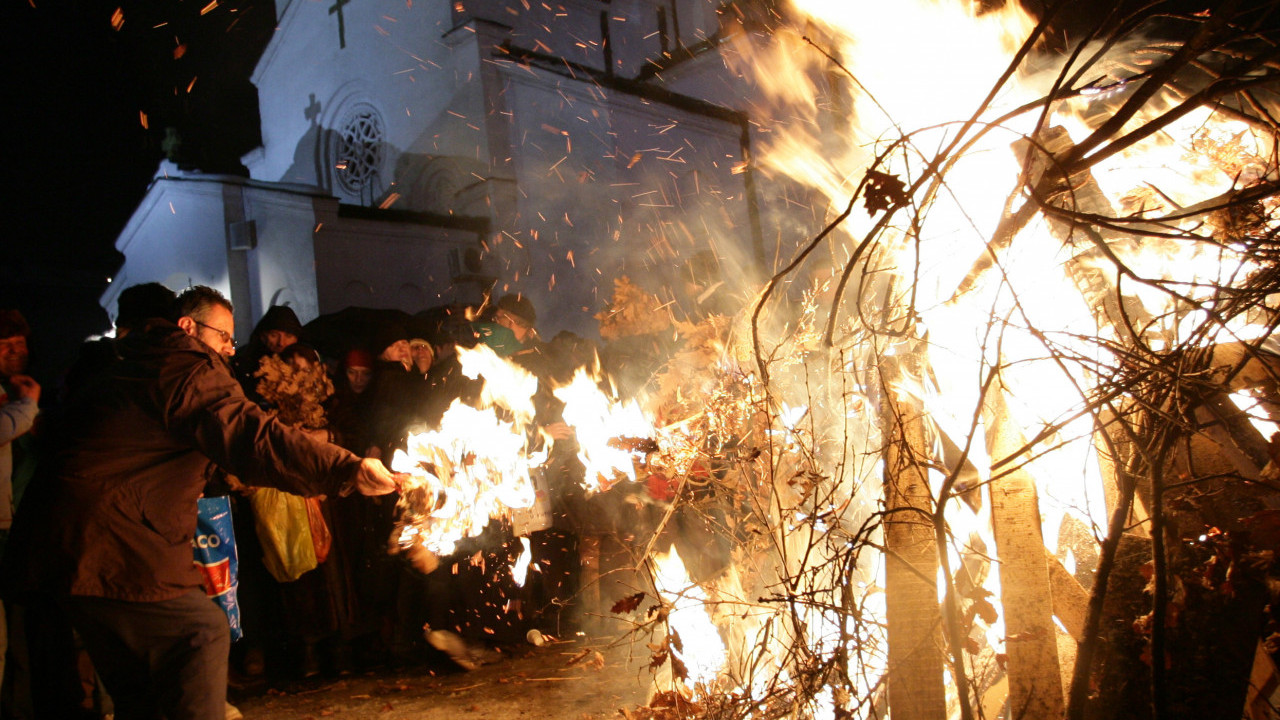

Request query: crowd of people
[{"left": 0, "top": 284, "right": 663, "bottom": 720}]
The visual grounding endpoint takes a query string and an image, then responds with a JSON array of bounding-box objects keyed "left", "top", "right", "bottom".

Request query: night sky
[{"left": 4, "top": 0, "right": 272, "bottom": 387}]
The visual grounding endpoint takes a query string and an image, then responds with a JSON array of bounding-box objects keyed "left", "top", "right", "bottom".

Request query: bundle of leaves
[
  {"left": 254, "top": 354, "right": 334, "bottom": 429},
  {"left": 596, "top": 276, "right": 672, "bottom": 340}
]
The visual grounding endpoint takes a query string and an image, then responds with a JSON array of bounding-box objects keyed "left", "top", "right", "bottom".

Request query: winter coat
[
  {"left": 3, "top": 320, "right": 362, "bottom": 602},
  {"left": 0, "top": 384, "right": 38, "bottom": 530}
]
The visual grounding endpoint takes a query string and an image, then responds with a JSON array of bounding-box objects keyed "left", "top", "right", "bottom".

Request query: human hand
[
  {"left": 353, "top": 457, "right": 399, "bottom": 496},
  {"left": 541, "top": 421, "right": 574, "bottom": 441},
  {"left": 8, "top": 375, "right": 39, "bottom": 403},
  {"left": 399, "top": 541, "right": 440, "bottom": 575}
]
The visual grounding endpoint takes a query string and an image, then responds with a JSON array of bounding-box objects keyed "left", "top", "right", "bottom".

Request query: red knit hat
[{"left": 344, "top": 348, "right": 374, "bottom": 369}]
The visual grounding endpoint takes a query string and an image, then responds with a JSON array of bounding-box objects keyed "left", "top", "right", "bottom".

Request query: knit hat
[
  {"left": 495, "top": 294, "right": 536, "bottom": 327},
  {"left": 343, "top": 348, "right": 374, "bottom": 370},
  {"left": 257, "top": 306, "right": 305, "bottom": 337}
]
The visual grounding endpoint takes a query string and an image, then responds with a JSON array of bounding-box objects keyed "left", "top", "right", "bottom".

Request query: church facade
[{"left": 103, "top": 0, "right": 784, "bottom": 341}]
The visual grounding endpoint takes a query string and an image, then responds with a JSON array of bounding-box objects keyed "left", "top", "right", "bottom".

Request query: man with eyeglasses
[{"left": 3, "top": 285, "right": 399, "bottom": 720}]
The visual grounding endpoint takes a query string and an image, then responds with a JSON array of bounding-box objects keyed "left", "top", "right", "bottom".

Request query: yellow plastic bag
[{"left": 249, "top": 488, "right": 317, "bottom": 582}]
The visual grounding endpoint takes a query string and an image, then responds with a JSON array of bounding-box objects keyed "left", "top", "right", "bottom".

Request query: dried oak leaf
[
  {"left": 670, "top": 652, "right": 689, "bottom": 682},
  {"left": 611, "top": 591, "right": 646, "bottom": 614},
  {"left": 972, "top": 597, "right": 999, "bottom": 625},
  {"left": 596, "top": 276, "right": 671, "bottom": 340},
  {"left": 863, "top": 169, "right": 908, "bottom": 215},
  {"left": 650, "top": 690, "right": 698, "bottom": 713}
]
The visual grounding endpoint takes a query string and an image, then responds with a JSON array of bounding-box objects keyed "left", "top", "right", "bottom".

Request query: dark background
[{"left": 3, "top": 0, "right": 273, "bottom": 389}]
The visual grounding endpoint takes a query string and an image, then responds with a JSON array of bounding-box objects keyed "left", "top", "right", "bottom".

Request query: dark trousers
[{"left": 64, "top": 589, "right": 229, "bottom": 720}]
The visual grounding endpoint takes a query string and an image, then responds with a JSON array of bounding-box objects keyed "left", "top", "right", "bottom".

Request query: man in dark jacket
[{"left": 3, "top": 286, "right": 398, "bottom": 720}]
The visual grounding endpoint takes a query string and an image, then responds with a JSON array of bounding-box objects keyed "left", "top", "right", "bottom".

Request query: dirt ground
[{"left": 228, "top": 635, "right": 655, "bottom": 720}]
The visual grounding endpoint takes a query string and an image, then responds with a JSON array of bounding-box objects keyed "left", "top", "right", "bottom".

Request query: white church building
[{"left": 102, "top": 0, "right": 801, "bottom": 340}]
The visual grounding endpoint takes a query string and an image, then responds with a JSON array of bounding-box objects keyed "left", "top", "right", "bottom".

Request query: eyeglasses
[{"left": 194, "top": 320, "right": 237, "bottom": 348}]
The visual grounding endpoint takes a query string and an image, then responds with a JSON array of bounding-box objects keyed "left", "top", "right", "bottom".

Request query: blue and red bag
[{"left": 193, "top": 496, "right": 243, "bottom": 641}]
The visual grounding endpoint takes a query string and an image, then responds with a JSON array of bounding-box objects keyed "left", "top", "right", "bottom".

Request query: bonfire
[{"left": 381, "top": 2, "right": 1280, "bottom": 718}]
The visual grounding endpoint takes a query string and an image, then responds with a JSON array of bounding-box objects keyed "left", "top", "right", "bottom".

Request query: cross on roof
[{"left": 328, "top": 0, "right": 351, "bottom": 49}]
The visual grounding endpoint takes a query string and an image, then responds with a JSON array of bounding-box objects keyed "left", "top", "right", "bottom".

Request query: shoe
[
  {"left": 225, "top": 701, "right": 243, "bottom": 720},
  {"left": 424, "top": 629, "right": 480, "bottom": 671}
]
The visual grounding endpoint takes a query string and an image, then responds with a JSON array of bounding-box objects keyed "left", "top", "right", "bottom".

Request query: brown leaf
[
  {"left": 611, "top": 591, "right": 646, "bottom": 614},
  {"left": 863, "top": 169, "right": 909, "bottom": 215},
  {"left": 670, "top": 652, "right": 688, "bottom": 682},
  {"left": 668, "top": 629, "right": 684, "bottom": 655},
  {"left": 972, "top": 597, "right": 999, "bottom": 625}
]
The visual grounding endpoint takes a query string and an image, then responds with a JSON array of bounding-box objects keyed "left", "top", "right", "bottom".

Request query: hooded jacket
[{"left": 4, "top": 320, "right": 362, "bottom": 602}]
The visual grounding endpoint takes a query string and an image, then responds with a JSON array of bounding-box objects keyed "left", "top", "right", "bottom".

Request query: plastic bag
[
  {"left": 305, "top": 496, "right": 331, "bottom": 565},
  {"left": 249, "top": 488, "right": 317, "bottom": 582},
  {"left": 193, "top": 496, "right": 243, "bottom": 640}
]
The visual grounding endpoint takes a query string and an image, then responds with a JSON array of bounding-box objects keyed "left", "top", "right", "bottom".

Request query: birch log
[
  {"left": 984, "top": 387, "right": 1065, "bottom": 720},
  {"left": 882, "top": 377, "right": 947, "bottom": 720}
]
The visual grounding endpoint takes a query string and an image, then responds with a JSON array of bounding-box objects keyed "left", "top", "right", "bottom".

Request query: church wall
[
  {"left": 105, "top": 168, "right": 339, "bottom": 337},
  {"left": 458, "top": 0, "right": 607, "bottom": 72},
  {"left": 233, "top": 0, "right": 768, "bottom": 340},
  {"left": 105, "top": 177, "right": 235, "bottom": 326},
  {"left": 604, "top": 0, "right": 726, "bottom": 78},
  {"left": 248, "top": 0, "right": 471, "bottom": 203},
  {"left": 311, "top": 204, "right": 486, "bottom": 316},
  {"left": 239, "top": 186, "right": 326, "bottom": 325}
]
